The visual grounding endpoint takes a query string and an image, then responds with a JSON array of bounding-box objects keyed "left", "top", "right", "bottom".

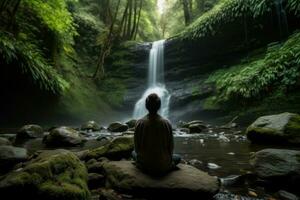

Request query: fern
[
  {"left": 0, "top": 32, "right": 69, "bottom": 94},
  {"left": 206, "top": 31, "right": 300, "bottom": 103}
]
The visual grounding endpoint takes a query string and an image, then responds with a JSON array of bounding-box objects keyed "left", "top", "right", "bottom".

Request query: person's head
[{"left": 146, "top": 93, "right": 161, "bottom": 114}]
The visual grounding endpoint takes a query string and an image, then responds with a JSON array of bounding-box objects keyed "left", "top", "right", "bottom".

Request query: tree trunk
[
  {"left": 134, "top": 0, "right": 143, "bottom": 40},
  {"left": 119, "top": 0, "right": 129, "bottom": 40},
  {"left": 93, "top": 0, "right": 121, "bottom": 79},
  {"left": 130, "top": 0, "right": 138, "bottom": 39},
  {"left": 126, "top": 0, "right": 133, "bottom": 39},
  {"left": 182, "top": 0, "right": 191, "bottom": 26}
]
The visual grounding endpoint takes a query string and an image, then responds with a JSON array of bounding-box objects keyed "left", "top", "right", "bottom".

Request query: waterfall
[
  {"left": 274, "top": 0, "right": 289, "bottom": 39},
  {"left": 133, "top": 40, "right": 171, "bottom": 119}
]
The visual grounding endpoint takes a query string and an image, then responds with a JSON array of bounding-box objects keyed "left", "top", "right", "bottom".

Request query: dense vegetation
[{"left": 0, "top": 0, "right": 300, "bottom": 124}]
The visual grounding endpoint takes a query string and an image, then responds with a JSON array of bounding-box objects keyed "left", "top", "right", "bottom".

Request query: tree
[{"left": 93, "top": 0, "right": 145, "bottom": 79}]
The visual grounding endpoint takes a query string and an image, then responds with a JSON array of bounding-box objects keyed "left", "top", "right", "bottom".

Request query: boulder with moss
[
  {"left": 0, "top": 149, "right": 90, "bottom": 200},
  {"left": 84, "top": 136, "right": 134, "bottom": 160},
  {"left": 16, "top": 124, "right": 44, "bottom": 140},
  {"left": 125, "top": 119, "right": 137, "bottom": 129},
  {"left": 43, "top": 127, "right": 86, "bottom": 147},
  {"left": 250, "top": 149, "right": 300, "bottom": 194},
  {"left": 108, "top": 122, "right": 128, "bottom": 132},
  {"left": 102, "top": 161, "right": 219, "bottom": 199},
  {"left": 0, "top": 137, "right": 11, "bottom": 146},
  {"left": 81, "top": 121, "right": 102, "bottom": 131},
  {"left": 0, "top": 146, "right": 28, "bottom": 172},
  {"left": 246, "top": 112, "right": 300, "bottom": 145}
]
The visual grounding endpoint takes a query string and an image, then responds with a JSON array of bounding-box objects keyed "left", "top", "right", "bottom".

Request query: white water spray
[{"left": 133, "top": 40, "right": 171, "bottom": 119}]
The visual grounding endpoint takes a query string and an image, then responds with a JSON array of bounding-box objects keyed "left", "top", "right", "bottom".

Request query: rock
[
  {"left": 85, "top": 136, "right": 134, "bottom": 160},
  {"left": 88, "top": 173, "right": 105, "bottom": 189},
  {"left": 179, "top": 128, "right": 190, "bottom": 134},
  {"left": 0, "top": 146, "right": 28, "bottom": 172},
  {"left": 207, "top": 163, "right": 221, "bottom": 170},
  {"left": 99, "top": 189, "right": 122, "bottom": 200},
  {"left": 0, "top": 137, "right": 11, "bottom": 145},
  {"left": 16, "top": 124, "right": 43, "bottom": 140},
  {"left": 43, "top": 126, "right": 86, "bottom": 147},
  {"left": 85, "top": 158, "right": 108, "bottom": 173},
  {"left": 108, "top": 122, "right": 129, "bottom": 133},
  {"left": 246, "top": 112, "right": 300, "bottom": 145},
  {"left": 250, "top": 149, "right": 300, "bottom": 194},
  {"left": 102, "top": 161, "right": 219, "bottom": 199},
  {"left": 250, "top": 149, "right": 300, "bottom": 179},
  {"left": 278, "top": 190, "right": 299, "bottom": 200},
  {"left": 81, "top": 121, "right": 102, "bottom": 131},
  {"left": 188, "top": 123, "right": 207, "bottom": 133},
  {"left": 178, "top": 120, "right": 205, "bottom": 129},
  {"left": 0, "top": 149, "right": 90, "bottom": 200},
  {"left": 125, "top": 119, "right": 137, "bottom": 129},
  {"left": 188, "top": 159, "right": 204, "bottom": 170},
  {"left": 220, "top": 175, "right": 244, "bottom": 187}
]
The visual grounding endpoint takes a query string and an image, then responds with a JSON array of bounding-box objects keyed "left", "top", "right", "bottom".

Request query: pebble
[{"left": 208, "top": 163, "right": 221, "bottom": 170}]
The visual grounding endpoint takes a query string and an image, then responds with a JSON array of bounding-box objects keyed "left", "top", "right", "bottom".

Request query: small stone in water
[
  {"left": 207, "top": 163, "right": 221, "bottom": 169},
  {"left": 199, "top": 139, "right": 204, "bottom": 144},
  {"left": 227, "top": 152, "right": 235, "bottom": 155},
  {"left": 218, "top": 135, "right": 230, "bottom": 142},
  {"left": 248, "top": 190, "right": 258, "bottom": 197}
]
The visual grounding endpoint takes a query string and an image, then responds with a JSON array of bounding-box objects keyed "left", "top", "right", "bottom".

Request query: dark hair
[{"left": 146, "top": 93, "right": 161, "bottom": 114}]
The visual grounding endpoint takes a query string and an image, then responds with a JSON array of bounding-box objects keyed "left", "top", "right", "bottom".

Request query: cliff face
[{"left": 121, "top": 6, "right": 300, "bottom": 124}]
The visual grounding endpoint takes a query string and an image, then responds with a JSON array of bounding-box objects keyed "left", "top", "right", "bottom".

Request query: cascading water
[
  {"left": 274, "top": 0, "right": 289, "bottom": 39},
  {"left": 133, "top": 40, "right": 171, "bottom": 119}
]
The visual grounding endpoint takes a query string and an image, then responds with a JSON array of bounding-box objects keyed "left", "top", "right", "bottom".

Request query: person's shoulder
[
  {"left": 159, "top": 116, "right": 172, "bottom": 126},
  {"left": 135, "top": 116, "right": 148, "bottom": 126}
]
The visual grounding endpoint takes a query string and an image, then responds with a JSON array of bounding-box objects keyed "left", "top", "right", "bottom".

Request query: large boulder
[
  {"left": 0, "top": 146, "right": 28, "bottom": 172},
  {"left": 0, "top": 137, "right": 11, "bottom": 146},
  {"left": 108, "top": 122, "right": 129, "bottom": 132},
  {"left": 125, "top": 119, "right": 137, "bottom": 129},
  {"left": 81, "top": 121, "right": 101, "bottom": 131},
  {"left": 250, "top": 149, "right": 300, "bottom": 194},
  {"left": 85, "top": 136, "right": 134, "bottom": 160},
  {"left": 0, "top": 149, "right": 90, "bottom": 200},
  {"left": 102, "top": 161, "right": 219, "bottom": 199},
  {"left": 246, "top": 112, "right": 300, "bottom": 145},
  {"left": 16, "top": 124, "right": 43, "bottom": 140},
  {"left": 43, "top": 126, "right": 86, "bottom": 147}
]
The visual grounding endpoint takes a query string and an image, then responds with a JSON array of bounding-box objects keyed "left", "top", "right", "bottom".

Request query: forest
[{"left": 0, "top": 0, "right": 300, "bottom": 200}]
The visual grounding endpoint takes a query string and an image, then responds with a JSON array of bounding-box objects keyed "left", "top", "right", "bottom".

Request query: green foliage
[
  {"left": 179, "top": 0, "right": 300, "bottom": 40},
  {"left": 21, "top": 0, "right": 77, "bottom": 52},
  {"left": 0, "top": 32, "right": 69, "bottom": 94},
  {"left": 206, "top": 31, "right": 300, "bottom": 104}
]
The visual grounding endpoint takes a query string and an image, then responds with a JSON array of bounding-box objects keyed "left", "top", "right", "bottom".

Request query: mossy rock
[
  {"left": 108, "top": 122, "right": 129, "bottom": 133},
  {"left": 0, "top": 145, "right": 28, "bottom": 172},
  {"left": 16, "top": 124, "right": 44, "bottom": 140},
  {"left": 0, "top": 149, "right": 90, "bottom": 200},
  {"left": 0, "top": 137, "right": 11, "bottom": 146},
  {"left": 246, "top": 112, "right": 300, "bottom": 145},
  {"left": 43, "top": 127, "right": 86, "bottom": 147},
  {"left": 81, "top": 121, "right": 102, "bottom": 131},
  {"left": 85, "top": 136, "right": 134, "bottom": 160},
  {"left": 125, "top": 119, "right": 137, "bottom": 129}
]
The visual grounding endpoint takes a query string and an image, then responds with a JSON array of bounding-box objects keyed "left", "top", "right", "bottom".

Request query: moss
[
  {"left": 86, "top": 137, "right": 134, "bottom": 160},
  {"left": 285, "top": 114, "right": 300, "bottom": 139},
  {"left": 0, "top": 150, "right": 90, "bottom": 200}
]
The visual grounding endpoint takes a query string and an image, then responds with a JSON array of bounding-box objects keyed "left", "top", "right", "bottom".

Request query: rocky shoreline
[{"left": 0, "top": 112, "right": 300, "bottom": 200}]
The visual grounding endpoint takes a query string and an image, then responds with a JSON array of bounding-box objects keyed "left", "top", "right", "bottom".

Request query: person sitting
[{"left": 132, "top": 93, "right": 181, "bottom": 175}]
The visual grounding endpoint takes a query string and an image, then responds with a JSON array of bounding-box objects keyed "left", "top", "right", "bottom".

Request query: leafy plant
[
  {"left": 205, "top": 31, "right": 300, "bottom": 104},
  {"left": 0, "top": 32, "right": 69, "bottom": 94}
]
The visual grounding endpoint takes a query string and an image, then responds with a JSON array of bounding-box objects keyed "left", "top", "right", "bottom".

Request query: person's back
[
  {"left": 133, "top": 93, "right": 180, "bottom": 175},
  {"left": 134, "top": 113, "right": 173, "bottom": 174}
]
